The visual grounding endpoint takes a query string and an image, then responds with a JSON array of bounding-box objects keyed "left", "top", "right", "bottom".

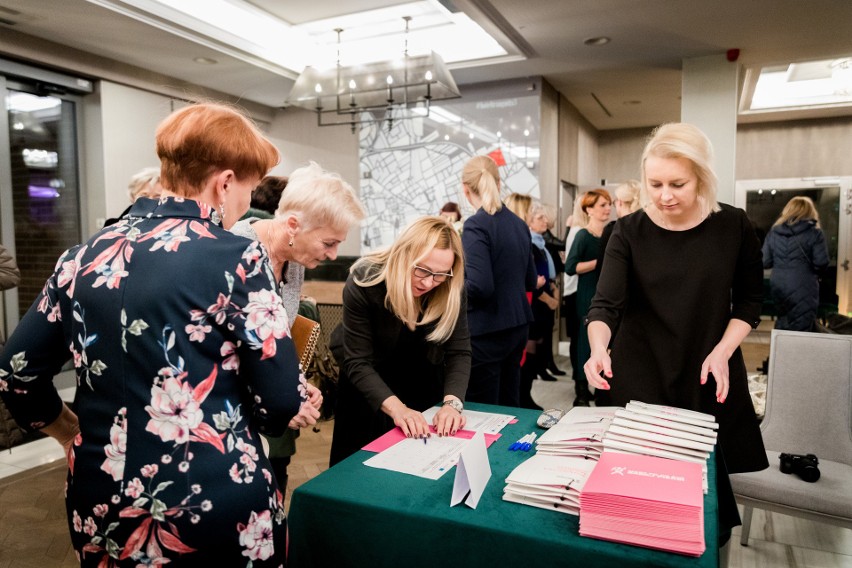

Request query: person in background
[
  {"left": 460, "top": 156, "right": 537, "bottom": 407},
  {"left": 540, "top": 202, "right": 567, "bottom": 377},
  {"left": 0, "top": 102, "right": 321, "bottom": 566},
  {"left": 584, "top": 122, "right": 767, "bottom": 543},
  {"left": 241, "top": 175, "right": 288, "bottom": 220},
  {"left": 0, "top": 242, "right": 20, "bottom": 296},
  {"left": 762, "top": 196, "right": 829, "bottom": 331},
  {"left": 103, "top": 166, "right": 164, "bottom": 227},
  {"left": 597, "top": 179, "right": 641, "bottom": 277},
  {"left": 329, "top": 216, "right": 470, "bottom": 465},
  {"left": 562, "top": 198, "right": 586, "bottom": 385},
  {"left": 231, "top": 163, "right": 364, "bottom": 489},
  {"left": 439, "top": 201, "right": 464, "bottom": 233},
  {"left": 127, "top": 166, "right": 163, "bottom": 202},
  {"left": 0, "top": 243, "right": 21, "bottom": 450},
  {"left": 506, "top": 194, "right": 558, "bottom": 410},
  {"left": 565, "top": 188, "right": 612, "bottom": 406}
]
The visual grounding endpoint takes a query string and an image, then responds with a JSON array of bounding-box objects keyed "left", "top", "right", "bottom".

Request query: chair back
[{"left": 761, "top": 330, "right": 852, "bottom": 466}]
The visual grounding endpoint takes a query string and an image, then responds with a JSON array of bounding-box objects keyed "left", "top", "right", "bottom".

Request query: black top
[
  {"left": 587, "top": 204, "right": 767, "bottom": 473},
  {"left": 329, "top": 266, "right": 471, "bottom": 465}
]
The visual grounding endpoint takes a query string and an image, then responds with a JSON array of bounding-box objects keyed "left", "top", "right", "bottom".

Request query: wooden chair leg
[{"left": 740, "top": 505, "right": 753, "bottom": 546}]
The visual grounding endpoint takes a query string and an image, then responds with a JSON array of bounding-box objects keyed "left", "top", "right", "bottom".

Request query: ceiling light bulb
[
  {"left": 444, "top": 134, "right": 449, "bottom": 140},
  {"left": 496, "top": 131, "right": 502, "bottom": 138},
  {"left": 315, "top": 84, "right": 322, "bottom": 94},
  {"left": 425, "top": 70, "right": 433, "bottom": 81},
  {"left": 386, "top": 75, "right": 394, "bottom": 85},
  {"left": 469, "top": 133, "right": 475, "bottom": 139},
  {"left": 349, "top": 80, "right": 357, "bottom": 90},
  {"left": 584, "top": 36, "right": 611, "bottom": 46},
  {"left": 524, "top": 129, "right": 530, "bottom": 136}
]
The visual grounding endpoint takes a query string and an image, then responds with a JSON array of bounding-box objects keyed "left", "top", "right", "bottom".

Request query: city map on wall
[{"left": 358, "top": 93, "right": 541, "bottom": 253}]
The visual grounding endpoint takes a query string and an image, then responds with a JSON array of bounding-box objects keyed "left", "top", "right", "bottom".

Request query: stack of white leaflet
[
  {"left": 602, "top": 401, "right": 718, "bottom": 493},
  {"left": 503, "top": 454, "right": 598, "bottom": 515},
  {"left": 534, "top": 406, "right": 619, "bottom": 459}
]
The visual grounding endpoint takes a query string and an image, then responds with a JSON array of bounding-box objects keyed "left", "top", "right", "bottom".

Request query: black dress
[{"left": 587, "top": 204, "right": 767, "bottom": 475}]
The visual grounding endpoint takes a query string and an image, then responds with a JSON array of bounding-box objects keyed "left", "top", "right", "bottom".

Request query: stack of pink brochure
[
  {"left": 602, "top": 401, "right": 718, "bottom": 493},
  {"left": 579, "top": 451, "right": 705, "bottom": 556}
]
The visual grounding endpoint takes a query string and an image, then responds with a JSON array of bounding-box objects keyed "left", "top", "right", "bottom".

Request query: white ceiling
[{"left": 1, "top": 0, "right": 851, "bottom": 130}]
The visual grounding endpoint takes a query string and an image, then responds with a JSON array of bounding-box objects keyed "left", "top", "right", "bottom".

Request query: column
[{"left": 681, "top": 54, "right": 740, "bottom": 205}]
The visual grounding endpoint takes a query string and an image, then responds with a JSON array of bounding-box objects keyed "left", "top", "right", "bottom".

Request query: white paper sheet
[
  {"left": 421, "top": 407, "right": 515, "bottom": 434},
  {"left": 363, "top": 435, "right": 469, "bottom": 480}
]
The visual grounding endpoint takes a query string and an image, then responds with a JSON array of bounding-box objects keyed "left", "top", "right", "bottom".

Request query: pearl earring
[{"left": 288, "top": 238, "right": 294, "bottom": 247}]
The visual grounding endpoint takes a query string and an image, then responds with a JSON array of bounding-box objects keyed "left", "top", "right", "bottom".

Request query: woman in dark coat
[
  {"left": 762, "top": 196, "right": 830, "bottom": 331},
  {"left": 329, "top": 216, "right": 470, "bottom": 466}
]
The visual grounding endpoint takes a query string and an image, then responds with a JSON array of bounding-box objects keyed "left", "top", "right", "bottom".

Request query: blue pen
[
  {"left": 509, "top": 433, "right": 530, "bottom": 451},
  {"left": 521, "top": 432, "right": 537, "bottom": 451}
]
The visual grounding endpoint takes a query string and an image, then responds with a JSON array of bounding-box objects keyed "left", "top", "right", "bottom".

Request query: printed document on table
[
  {"left": 363, "top": 436, "right": 470, "bottom": 480},
  {"left": 422, "top": 407, "right": 515, "bottom": 434}
]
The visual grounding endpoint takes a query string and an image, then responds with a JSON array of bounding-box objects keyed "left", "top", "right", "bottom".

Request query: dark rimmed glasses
[{"left": 413, "top": 265, "right": 453, "bottom": 283}]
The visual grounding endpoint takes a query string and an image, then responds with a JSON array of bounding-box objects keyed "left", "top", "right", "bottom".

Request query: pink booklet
[
  {"left": 581, "top": 451, "right": 703, "bottom": 506},
  {"left": 362, "top": 426, "right": 501, "bottom": 453},
  {"left": 579, "top": 451, "right": 705, "bottom": 556}
]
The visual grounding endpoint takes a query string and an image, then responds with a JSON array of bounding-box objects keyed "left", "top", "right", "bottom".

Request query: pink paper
[{"left": 362, "top": 426, "right": 501, "bottom": 452}]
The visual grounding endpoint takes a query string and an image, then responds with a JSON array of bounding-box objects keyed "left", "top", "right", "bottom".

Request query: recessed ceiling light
[
  {"left": 584, "top": 36, "right": 610, "bottom": 46},
  {"left": 193, "top": 57, "right": 218, "bottom": 65},
  {"left": 623, "top": 100, "right": 641, "bottom": 105}
]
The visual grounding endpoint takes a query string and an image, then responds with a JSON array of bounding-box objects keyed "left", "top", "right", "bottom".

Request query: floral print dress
[{"left": 0, "top": 197, "right": 305, "bottom": 567}]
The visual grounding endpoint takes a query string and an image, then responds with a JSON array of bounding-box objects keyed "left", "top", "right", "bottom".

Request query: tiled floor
[{"left": 2, "top": 325, "right": 850, "bottom": 567}]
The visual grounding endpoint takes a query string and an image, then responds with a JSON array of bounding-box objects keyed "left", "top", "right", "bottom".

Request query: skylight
[
  {"left": 746, "top": 57, "right": 852, "bottom": 112},
  {"left": 104, "top": 0, "right": 513, "bottom": 76}
]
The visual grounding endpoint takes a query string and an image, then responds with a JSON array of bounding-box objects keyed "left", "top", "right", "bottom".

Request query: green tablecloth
[{"left": 288, "top": 403, "right": 719, "bottom": 567}]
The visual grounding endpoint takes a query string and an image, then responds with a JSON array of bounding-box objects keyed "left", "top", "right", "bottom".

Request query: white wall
[
  {"left": 92, "top": 82, "right": 177, "bottom": 233},
  {"left": 267, "top": 107, "right": 361, "bottom": 257}
]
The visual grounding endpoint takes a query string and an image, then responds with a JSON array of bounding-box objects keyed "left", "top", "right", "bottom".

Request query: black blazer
[
  {"left": 462, "top": 205, "right": 536, "bottom": 336},
  {"left": 336, "top": 269, "right": 471, "bottom": 412}
]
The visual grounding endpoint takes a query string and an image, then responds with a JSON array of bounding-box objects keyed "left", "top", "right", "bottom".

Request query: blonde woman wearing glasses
[{"left": 329, "top": 216, "right": 471, "bottom": 466}]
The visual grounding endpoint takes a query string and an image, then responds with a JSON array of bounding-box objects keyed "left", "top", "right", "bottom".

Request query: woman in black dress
[
  {"left": 584, "top": 122, "right": 768, "bottom": 541},
  {"left": 329, "top": 216, "right": 470, "bottom": 465}
]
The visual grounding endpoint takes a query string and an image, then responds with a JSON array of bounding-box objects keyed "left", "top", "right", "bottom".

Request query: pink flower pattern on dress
[{"left": 0, "top": 197, "right": 302, "bottom": 565}]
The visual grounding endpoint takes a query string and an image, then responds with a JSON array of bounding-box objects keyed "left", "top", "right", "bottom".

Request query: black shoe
[
  {"left": 547, "top": 364, "right": 567, "bottom": 376},
  {"left": 572, "top": 395, "right": 590, "bottom": 407},
  {"left": 538, "top": 370, "right": 558, "bottom": 381}
]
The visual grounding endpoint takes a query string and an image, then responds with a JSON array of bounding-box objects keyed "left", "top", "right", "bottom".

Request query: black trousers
[{"left": 466, "top": 324, "right": 528, "bottom": 407}]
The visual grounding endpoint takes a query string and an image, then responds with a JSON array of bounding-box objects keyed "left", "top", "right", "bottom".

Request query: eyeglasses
[{"left": 413, "top": 265, "right": 453, "bottom": 283}]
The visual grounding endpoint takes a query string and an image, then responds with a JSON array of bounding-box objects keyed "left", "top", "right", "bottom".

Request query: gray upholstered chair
[{"left": 730, "top": 329, "right": 852, "bottom": 547}]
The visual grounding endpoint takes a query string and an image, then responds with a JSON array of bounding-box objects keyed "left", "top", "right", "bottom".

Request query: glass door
[
  {"left": 736, "top": 177, "right": 852, "bottom": 317},
  {"left": 1, "top": 78, "right": 84, "bottom": 337}
]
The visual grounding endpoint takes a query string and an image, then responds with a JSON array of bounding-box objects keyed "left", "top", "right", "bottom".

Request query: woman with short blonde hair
[
  {"left": 639, "top": 122, "right": 721, "bottom": 218},
  {"left": 330, "top": 216, "right": 471, "bottom": 465}
]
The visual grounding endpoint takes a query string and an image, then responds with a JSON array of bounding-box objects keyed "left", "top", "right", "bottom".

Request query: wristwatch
[{"left": 442, "top": 399, "right": 463, "bottom": 414}]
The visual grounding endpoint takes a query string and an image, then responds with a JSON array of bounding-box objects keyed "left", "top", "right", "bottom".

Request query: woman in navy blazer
[{"left": 461, "top": 156, "right": 538, "bottom": 407}]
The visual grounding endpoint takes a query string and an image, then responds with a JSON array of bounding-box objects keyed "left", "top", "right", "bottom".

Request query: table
[{"left": 287, "top": 403, "right": 719, "bottom": 568}]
